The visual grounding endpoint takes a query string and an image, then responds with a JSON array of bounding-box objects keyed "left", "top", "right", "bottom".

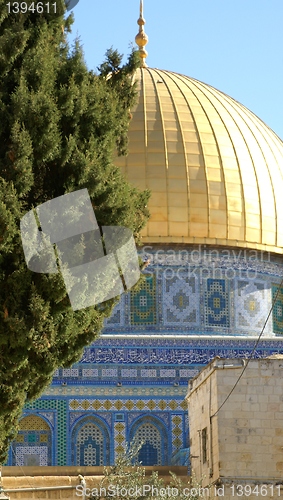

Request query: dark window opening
[{"left": 202, "top": 427, "right": 207, "bottom": 464}]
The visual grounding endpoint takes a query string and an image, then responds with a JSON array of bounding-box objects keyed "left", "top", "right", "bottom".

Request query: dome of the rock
[
  {"left": 116, "top": 68, "right": 283, "bottom": 254},
  {"left": 10, "top": 2, "right": 283, "bottom": 471}
]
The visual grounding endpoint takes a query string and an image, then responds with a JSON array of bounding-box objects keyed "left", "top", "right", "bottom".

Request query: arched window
[
  {"left": 135, "top": 423, "right": 161, "bottom": 465},
  {"left": 12, "top": 415, "right": 52, "bottom": 466},
  {"left": 129, "top": 416, "right": 168, "bottom": 465},
  {"left": 72, "top": 418, "right": 110, "bottom": 466}
]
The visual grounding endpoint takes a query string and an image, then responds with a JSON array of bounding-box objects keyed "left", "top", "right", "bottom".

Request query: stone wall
[
  {"left": 2, "top": 466, "right": 188, "bottom": 499},
  {"left": 186, "top": 358, "right": 283, "bottom": 493}
]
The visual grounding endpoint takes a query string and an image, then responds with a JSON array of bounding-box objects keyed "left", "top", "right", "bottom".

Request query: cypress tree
[{"left": 0, "top": 0, "right": 149, "bottom": 461}]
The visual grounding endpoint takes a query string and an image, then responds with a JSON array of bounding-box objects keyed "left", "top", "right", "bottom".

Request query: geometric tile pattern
[
  {"left": 10, "top": 247, "right": 283, "bottom": 468},
  {"left": 24, "top": 399, "right": 67, "bottom": 466},
  {"left": 104, "top": 296, "right": 125, "bottom": 327},
  {"left": 114, "top": 422, "right": 126, "bottom": 459},
  {"left": 19, "top": 415, "right": 50, "bottom": 431},
  {"left": 62, "top": 369, "right": 79, "bottom": 377},
  {"left": 205, "top": 279, "right": 230, "bottom": 327},
  {"left": 272, "top": 285, "right": 283, "bottom": 334},
  {"left": 76, "top": 423, "right": 104, "bottom": 466},
  {"left": 163, "top": 275, "right": 199, "bottom": 325},
  {"left": 15, "top": 446, "right": 48, "bottom": 466},
  {"left": 71, "top": 416, "right": 110, "bottom": 466},
  {"left": 236, "top": 280, "right": 270, "bottom": 334},
  {"left": 12, "top": 415, "right": 52, "bottom": 466},
  {"left": 135, "top": 423, "right": 162, "bottom": 466},
  {"left": 130, "top": 275, "right": 157, "bottom": 325},
  {"left": 102, "top": 248, "right": 283, "bottom": 335},
  {"left": 171, "top": 415, "right": 183, "bottom": 455},
  {"left": 38, "top": 411, "right": 55, "bottom": 428},
  {"left": 69, "top": 399, "right": 186, "bottom": 412}
]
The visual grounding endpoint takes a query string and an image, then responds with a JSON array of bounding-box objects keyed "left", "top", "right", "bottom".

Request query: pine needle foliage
[{"left": 0, "top": 0, "right": 150, "bottom": 462}]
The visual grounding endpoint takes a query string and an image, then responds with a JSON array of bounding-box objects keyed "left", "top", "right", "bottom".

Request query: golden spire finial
[{"left": 135, "top": 0, "right": 148, "bottom": 68}]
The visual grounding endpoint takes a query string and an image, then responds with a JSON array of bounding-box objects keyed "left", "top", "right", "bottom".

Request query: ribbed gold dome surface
[{"left": 115, "top": 68, "right": 283, "bottom": 253}]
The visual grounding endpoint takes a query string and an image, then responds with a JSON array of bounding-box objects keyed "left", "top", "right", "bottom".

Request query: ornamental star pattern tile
[
  {"left": 169, "top": 400, "right": 178, "bottom": 410},
  {"left": 115, "top": 445, "right": 125, "bottom": 454},
  {"left": 70, "top": 400, "right": 79, "bottom": 410},
  {"left": 92, "top": 400, "right": 102, "bottom": 410},
  {"left": 205, "top": 279, "right": 230, "bottom": 327},
  {"left": 114, "top": 400, "right": 123, "bottom": 411},
  {"left": 148, "top": 400, "right": 156, "bottom": 410},
  {"left": 81, "top": 400, "right": 90, "bottom": 410},
  {"left": 125, "top": 400, "right": 134, "bottom": 410},
  {"left": 158, "top": 400, "right": 167, "bottom": 410},
  {"left": 136, "top": 400, "right": 145, "bottom": 410},
  {"left": 103, "top": 400, "right": 112, "bottom": 411}
]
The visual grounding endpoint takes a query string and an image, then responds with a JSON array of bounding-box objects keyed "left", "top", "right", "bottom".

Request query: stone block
[
  {"left": 249, "top": 418, "right": 261, "bottom": 428},
  {"left": 267, "top": 402, "right": 280, "bottom": 411},
  {"left": 246, "top": 435, "right": 262, "bottom": 445},
  {"left": 263, "top": 386, "right": 274, "bottom": 395},
  {"left": 241, "top": 402, "right": 259, "bottom": 412}
]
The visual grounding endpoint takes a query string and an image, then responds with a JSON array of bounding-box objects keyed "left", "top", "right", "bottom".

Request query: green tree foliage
[
  {"left": 0, "top": 0, "right": 150, "bottom": 462},
  {"left": 89, "top": 441, "right": 208, "bottom": 500}
]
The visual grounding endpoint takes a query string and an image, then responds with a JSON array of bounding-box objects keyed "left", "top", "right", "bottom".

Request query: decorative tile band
[
  {"left": 69, "top": 398, "right": 187, "bottom": 412},
  {"left": 104, "top": 247, "right": 282, "bottom": 336}
]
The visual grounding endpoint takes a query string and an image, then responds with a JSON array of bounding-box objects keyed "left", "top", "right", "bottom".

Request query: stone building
[
  {"left": 5, "top": 1, "right": 283, "bottom": 467},
  {"left": 186, "top": 357, "right": 283, "bottom": 499}
]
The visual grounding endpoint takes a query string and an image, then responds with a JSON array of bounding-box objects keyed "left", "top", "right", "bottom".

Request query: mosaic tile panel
[
  {"left": 82, "top": 369, "right": 99, "bottom": 377},
  {"left": 69, "top": 411, "right": 112, "bottom": 430},
  {"left": 76, "top": 423, "right": 104, "bottom": 466},
  {"left": 15, "top": 446, "right": 48, "bottom": 466},
  {"left": 100, "top": 247, "right": 283, "bottom": 335},
  {"left": 71, "top": 416, "right": 110, "bottom": 465},
  {"left": 121, "top": 369, "right": 138, "bottom": 378},
  {"left": 19, "top": 415, "right": 50, "bottom": 431},
  {"left": 12, "top": 415, "right": 52, "bottom": 466},
  {"left": 104, "top": 295, "right": 125, "bottom": 327},
  {"left": 129, "top": 415, "right": 169, "bottom": 465},
  {"left": 136, "top": 423, "right": 162, "bottom": 466},
  {"left": 163, "top": 275, "right": 199, "bottom": 326},
  {"left": 272, "top": 285, "right": 283, "bottom": 334},
  {"left": 130, "top": 274, "right": 157, "bottom": 325},
  {"left": 24, "top": 399, "right": 67, "bottom": 465},
  {"left": 102, "top": 369, "right": 118, "bottom": 378},
  {"left": 69, "top": 399, "right": 185, "bottom": 412},
  {"left": 179, "top": 369, "right": 200, "bottom": 378},
  {"left": 127, "top": 412, "right": 170, "bottom": 428},
  {"left": 205, "top": 279, "right": 230, "bottom": 327},
  {"left": 13, "top": 248, "right": 283, "bottom": 467},
  {"left": 62, "top": 369, "right": 79, "bottom": 377},
  {"left": 114, "top": 422, "right": 126, "bottom": 459},
  {"left": 38, "top": 411, "right": 55, "bottom": 428},
  {"left": 171, "top": 415, "right": 183, "bottom": 455},
  {"left": 235, "top": 279, "right": 271, "bottom": 334},
  {"left": 141, "top": 369, "right": 157, "bottom": 378}
]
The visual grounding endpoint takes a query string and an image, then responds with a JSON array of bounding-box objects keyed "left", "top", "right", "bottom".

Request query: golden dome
[{"left": 115, "top": 68, "right": 283, "bottom": 254}]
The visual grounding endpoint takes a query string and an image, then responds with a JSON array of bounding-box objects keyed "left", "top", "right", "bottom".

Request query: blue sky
[{"left": 67, "top": 0, "right": 283, "bottom": 140}]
